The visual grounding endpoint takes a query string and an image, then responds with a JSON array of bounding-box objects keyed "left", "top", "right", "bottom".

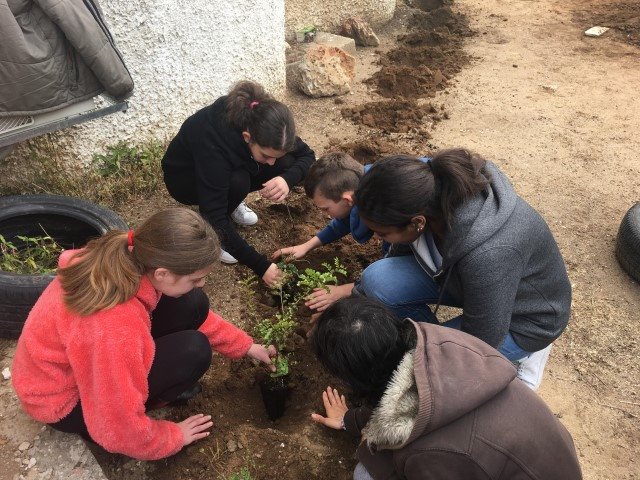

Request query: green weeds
[
  {"left": 0, "top": 137, "right": 166, "bottom": 210},
  {"left": 0, "top": 229, "right": 63, "bottom": 274}
]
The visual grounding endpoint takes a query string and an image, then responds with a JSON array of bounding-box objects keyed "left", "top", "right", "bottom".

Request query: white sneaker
[
  {"left": 516, "top": 344, "right": 552, "bottom": 391},
  {"left": 220, "top": 249, "right": 238, "bottom": 264},
  {"left": 231, "top": 201, "right": 258, "bottom": 226}
]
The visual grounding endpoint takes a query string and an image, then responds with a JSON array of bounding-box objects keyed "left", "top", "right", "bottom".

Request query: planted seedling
[{"left": 252, "top": 257, "right": 347, "bottom": 420}]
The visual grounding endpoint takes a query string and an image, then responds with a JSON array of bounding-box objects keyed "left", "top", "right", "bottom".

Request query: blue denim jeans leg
[
  {"left": 359, "top": 255, "right": 461, "bottom": 323},
  {"left": 497, "top": 332, "right": 531, "bottom": 362}
]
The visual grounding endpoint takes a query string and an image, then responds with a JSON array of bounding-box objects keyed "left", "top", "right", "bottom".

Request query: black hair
[
  {"left": 225, "top": 80, "right": 296, "bottom": 152},
  {"left": 303, "top": 151, "right": 363, "bottom": 201},
  {"left": 354, "top": 149, "right": 490, "bottom": 228},
  {"left": 309, "top": 297, "right": 417, "bottom": 407}
]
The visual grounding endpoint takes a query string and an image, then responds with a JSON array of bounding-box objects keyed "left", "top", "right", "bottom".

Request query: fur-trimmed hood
[{"left": 363, "top": 321, "right": 517, "bottom": 450}]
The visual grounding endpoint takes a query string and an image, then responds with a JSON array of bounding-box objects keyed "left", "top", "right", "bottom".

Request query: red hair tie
[
  {"left": 127, "top": 230, "right": 135, "bottom": 248},
  {"left": 249, "top": 101, "right": 260, "bottom": 110}
]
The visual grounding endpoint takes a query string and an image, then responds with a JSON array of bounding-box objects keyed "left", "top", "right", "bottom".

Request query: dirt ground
[{"left": 1, "top": 0, "right": 639, "bottom": 478}]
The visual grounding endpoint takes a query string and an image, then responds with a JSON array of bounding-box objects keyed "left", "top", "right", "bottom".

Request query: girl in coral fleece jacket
[{"left": 12, "top": 207, "right": 275, "bottom": 460}]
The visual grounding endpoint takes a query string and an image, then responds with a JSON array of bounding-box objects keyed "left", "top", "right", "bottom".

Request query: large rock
[
  {"left": 296, "top": 45, "right": 355, "bottom": 97},
  {"left": 341, "top": 17, "right": 380, "bottom": 47}
]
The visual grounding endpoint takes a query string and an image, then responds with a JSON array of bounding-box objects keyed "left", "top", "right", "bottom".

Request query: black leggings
[
  {"left": 164, "top": 154, "right": 296, "bottom": 213},
  {"left": 49, "top": 289, "right": 212, "bottom": 441}
]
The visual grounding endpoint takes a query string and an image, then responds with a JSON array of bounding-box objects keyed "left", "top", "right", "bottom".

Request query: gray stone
[
  {"left": 313, "top": 32, "right": 357, "bottom": 55},
  {"left": 18, "top": 441, "right": 30, "bottom": 451}
]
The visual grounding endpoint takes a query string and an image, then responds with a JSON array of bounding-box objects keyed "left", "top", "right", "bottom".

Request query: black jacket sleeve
[
  {"left": 191, "top": 136, "right": 271, "bottom": 277},
  {"left": 278, "top": 137, "right": 315, "bottom": 188}
]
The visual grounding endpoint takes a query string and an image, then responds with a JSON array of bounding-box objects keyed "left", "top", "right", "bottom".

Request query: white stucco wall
[
  {"left": 27, "top": 0, "right": 287, "bottom": 162},
  {"left": 285, "top": 0, "right": 395, "bottom": 39}
]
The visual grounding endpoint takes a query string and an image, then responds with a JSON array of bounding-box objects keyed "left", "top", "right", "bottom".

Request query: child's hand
[
  {"left": 305, "top": 283, "right": 354, "bottom": 312},
  {"left": 262, "top": 263, "right": 283, "bottom": 287},
  {"left": 311, "top": 386, "right": 348, "bottom": 430},
  {"left": 272, "top": 244, "right": 309, "bottom": 260},
  {"left": 260, "top": 176, "right": 290, "bottom": 202},
  {"left": 178, "top": 414, "right": 213, "bottom": 446},
  {"left": 246, "top": 343, "right": 277, "bottom": 372}
]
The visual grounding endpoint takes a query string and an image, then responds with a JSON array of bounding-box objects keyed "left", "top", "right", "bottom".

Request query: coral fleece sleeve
[
  {"left": 199, "top": 310, "right": 253, "bottom": 358},
  {"left": 68, "top": 307, "right": 183, "bottom": 460}
]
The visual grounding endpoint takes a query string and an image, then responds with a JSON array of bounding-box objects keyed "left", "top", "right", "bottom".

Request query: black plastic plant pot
[{"left": 259, "top": 375, "right": 291, "bottom": 421}]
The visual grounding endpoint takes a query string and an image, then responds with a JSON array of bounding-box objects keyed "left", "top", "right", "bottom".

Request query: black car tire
[
  {"left": 615, "top": 202, "right": 640, "bottom": 283},
  {"left": 0, "top": 195, "right": 128, "bottom": 339}
]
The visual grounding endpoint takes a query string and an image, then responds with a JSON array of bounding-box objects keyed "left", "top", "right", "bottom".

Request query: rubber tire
[
  {"left": 0, "top": 195, "right": 128, "bottom": 339},
  {"left": 615, "top": 202, "right": 640, "bottom": 283}
]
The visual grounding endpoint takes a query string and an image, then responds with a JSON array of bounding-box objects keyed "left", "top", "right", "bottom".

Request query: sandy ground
[
  {"left": 1, "top": 0, "right": 639, "bottom": 479},
  {"left": 425, "top": 2, "right": 640, "bottom": 478}
]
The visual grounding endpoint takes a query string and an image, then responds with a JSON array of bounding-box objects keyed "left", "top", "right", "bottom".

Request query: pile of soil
[
  {"left": 341, "top": 99, "right": 448, "bottom": 137},
  {"left": 341, "top": 1, "right": 470, "bottom": 138},
  {"left": 574, "top": 0, "right": 640, "bottom": 46}
]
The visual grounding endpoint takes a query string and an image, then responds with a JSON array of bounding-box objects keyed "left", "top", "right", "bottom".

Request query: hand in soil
[
  {"left": 272, "top": 244, "right": 310, "bottom": 260},
  {"left": 246, "top": 343, "right": 277, "bottom": 372},
  {"left": 260, "top": 176, "right": 290, "bottom": 203},
  {"left": 305, "top": 283, "right": 354, "bottom": 312},
  {"left": 311, "top": 386, "right": 349, "bottom": 430},
  {"left": 178, "top": 414, "right": 213, "bottom": 446},
  {"left": 262, "top": 263, "right": 284, "bottom": 287}
]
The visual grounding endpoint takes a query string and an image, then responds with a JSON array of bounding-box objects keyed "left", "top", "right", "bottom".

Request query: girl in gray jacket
[{"left": 353, "top": 149, "right": 572, "bottom": 389}]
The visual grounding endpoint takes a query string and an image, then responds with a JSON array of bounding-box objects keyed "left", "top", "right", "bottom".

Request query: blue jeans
[
  {"left": 359, "top": 256, "right": 461, "bottom": 323},
  {"left": 359, "top": 256, "right": 531, "bottom": 361}
]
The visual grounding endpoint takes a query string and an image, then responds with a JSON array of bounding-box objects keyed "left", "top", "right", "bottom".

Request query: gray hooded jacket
[
  {"left": 0, "top": 0, "right": 133, "bottom": 116},
  {"left": 412, "top": 161, "right": 571, "bottom": 352},
  {"left": 345, "top": 321, "right": 582, "bottom": 480}
]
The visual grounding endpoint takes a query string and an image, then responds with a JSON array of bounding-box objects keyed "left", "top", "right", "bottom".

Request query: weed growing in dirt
[
  {"left": 227, "top": 467, "right": 253, "bottom": 480},
  {"left": 91, "top": 140, "right": 164, "bottom": 202},
  {"left": 0, "top": 137, "right": 165, "bottom": 210},
  {"left": 0, "top": 229, "right": 63, "bottom": 274}
]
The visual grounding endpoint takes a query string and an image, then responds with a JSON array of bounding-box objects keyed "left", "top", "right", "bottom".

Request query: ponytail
[
  {"left": 355, "top": 149, "right": 490, "bottom": 228},
  {"left": 225, "top": 80, "right": 297, "bottom": 152},
  {"left": 430, "top": 149, "right": 490, "bottom": 226},
  {"left": 59, "top": 208, "right": 219, "bottom": 316}
]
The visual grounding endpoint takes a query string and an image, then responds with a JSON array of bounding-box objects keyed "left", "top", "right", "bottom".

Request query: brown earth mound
[
  {"left": 341, "top": 99, "right": 448, "bottom": 137},
  {"left": 341, "top": 3, "right": 470, "bottom": 138}
]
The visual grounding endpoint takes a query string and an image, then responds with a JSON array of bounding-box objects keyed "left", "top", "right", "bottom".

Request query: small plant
[
  {"left": 228, "top": 467, "right": 253, "bottom": 480},
  {"left": 296, "top": 258, "right": 347, "bottom": 298},
  {"left": 0, "top": 229, "right": 63, "bottom": 275},
  {"left": 92, "top": 140, "right": 164, "bottom": 177},
  {"left": 255, "top": 308, "right": 296, "bottom": 377},
  {"left": 253, "top": 257, "right": 347, "bottom": 378}
]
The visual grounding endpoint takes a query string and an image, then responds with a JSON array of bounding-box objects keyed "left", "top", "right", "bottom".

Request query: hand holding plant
[
  {"left": 262, "top": 263, "right": 284, "bottom": 287},
  {"left": 311, "top": 386, "right": 348, "bottom": 430},
  {"left": 304, "top": 283, "right": 354, "bottom": 312},
  {"left": 246, "top": 343, "right": 277, "bottom": 372}
]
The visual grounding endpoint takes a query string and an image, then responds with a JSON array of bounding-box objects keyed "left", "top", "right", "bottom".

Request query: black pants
[
  {"left": 164, "top": 154, "right": 296, "bottom": 214},
  {"left": 49, "top": 289, "right": 212, "bottom": 441}
]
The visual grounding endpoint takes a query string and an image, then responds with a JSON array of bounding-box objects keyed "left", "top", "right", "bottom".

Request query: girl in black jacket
[{"left": 162, "top": 81, "right": 315, "bottom": 286}]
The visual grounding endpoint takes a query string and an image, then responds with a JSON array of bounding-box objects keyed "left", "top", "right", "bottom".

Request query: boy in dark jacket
[{"left": 310, "top": 298, "right": 582, "bottom": 480}]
